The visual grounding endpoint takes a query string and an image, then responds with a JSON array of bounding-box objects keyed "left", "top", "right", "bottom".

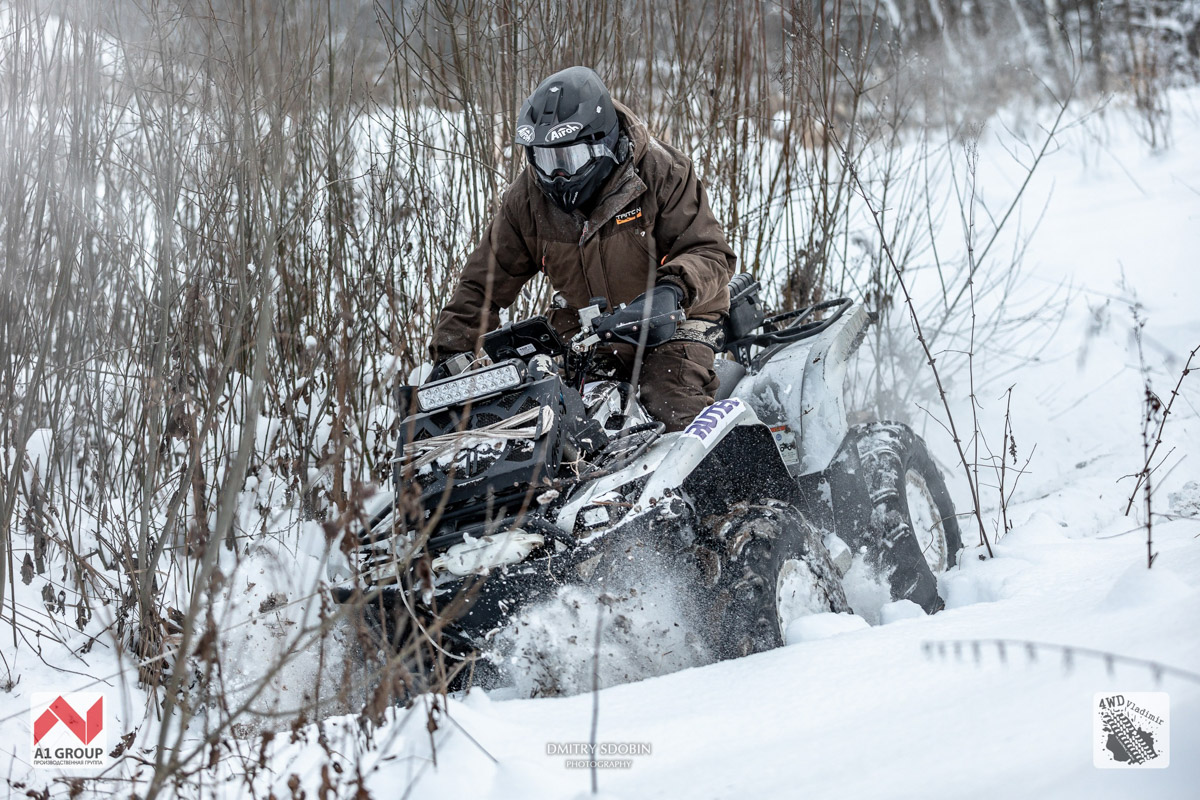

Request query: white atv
[{"left": 330, "top": 276, "right": 961, "bottom": 671}]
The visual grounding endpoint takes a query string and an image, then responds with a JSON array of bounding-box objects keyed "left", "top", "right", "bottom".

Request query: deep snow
[
  {"left": 3, "top": 88, "right": 1200, "bottom": 799},
  {"left": 237, "top": 87, "right": 1200, "bottom": 800}
]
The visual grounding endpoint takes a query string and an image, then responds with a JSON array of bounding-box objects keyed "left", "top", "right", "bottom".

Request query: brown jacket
[{"left": 430, "top": 102, "right": 736, "bottom": 360}]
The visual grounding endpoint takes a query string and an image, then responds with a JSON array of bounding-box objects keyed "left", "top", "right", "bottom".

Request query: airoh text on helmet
[{"left": 515, "top": 66, "right": 621, "bottom": 212}]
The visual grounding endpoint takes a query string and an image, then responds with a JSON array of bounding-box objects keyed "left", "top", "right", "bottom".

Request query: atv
[{"left": 329, "top": 275, "right": 962, "bottom": 679}]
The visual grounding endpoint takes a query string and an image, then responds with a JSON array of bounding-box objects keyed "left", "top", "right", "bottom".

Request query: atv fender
[
  {"left": 732, "top": 304, "right": 871, "bottom": 476},
  {"left": 558, "top": 399, "right": 795, "bottom": 536},
  {"left": 636, "top": 398, "right": 758, "bottom": 508},
  {"left": 630, "top": 398, "right": 796, "bottom": 522}
]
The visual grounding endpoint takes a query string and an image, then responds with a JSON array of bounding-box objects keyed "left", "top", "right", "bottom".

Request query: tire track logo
[
  {"left": 31, "top": 692, "right": 108, "bottom": 768},
  {"left": 1093, "top": 692, "right": 1169, "bottom": 769}
]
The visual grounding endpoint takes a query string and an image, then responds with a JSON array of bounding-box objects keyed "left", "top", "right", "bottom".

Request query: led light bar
[{"left": 416, "top": 361, "right": 524, "bottom": 412}]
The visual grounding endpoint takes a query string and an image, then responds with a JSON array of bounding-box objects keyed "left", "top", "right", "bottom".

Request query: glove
[
  {"left": 653, "top": 278, "right": 688, "bottom": 308},
  {"left": 653, "top": 280, "right": 686, "bottom": 310},
  {"left": 594, "top": 282, "right": 685, "bottom": 348}
]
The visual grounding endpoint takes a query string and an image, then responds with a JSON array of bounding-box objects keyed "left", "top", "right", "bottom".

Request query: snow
[
  {"left": 784, "top": 611, "right": 871, "bottom": 644},
  {"left": 238, "top": 524, "right": 1199, "bottom": 800},
  {"left": 879, "top": 599, "right": 927, "bottom": 624},
  {"left": 276, "top": 90, "right": 1198, "bottom": 798},
  {"left": 1100, "top": 563, "right": 1194, "bottom": 612},
  {"left": 840, "top": 550, "right": 898, "bottom": 625},
  {"left": 2, "top": 87, "right": 1200, "bottom": 799},
  {"left": 219, "top": 90, "right": 1200, "bottom": 798},
  {"left": 489, "top": 551, "right": 714, "bottom": 698},
  {"left": 23, "top": 428, "right": 54, "bottom": 484},
  {"left": 1168, "top": 480, "right": 1200, "bottom": 517}
]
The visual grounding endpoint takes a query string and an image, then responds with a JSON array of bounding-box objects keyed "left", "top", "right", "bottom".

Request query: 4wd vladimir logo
[
  {"left": 31, "top": 692, "right": 107, "bottom": 768},
  {"left": 546, "top": 122, "right": 583, "bottom": 143},
  {"left": 1093, "top": 692, "right": 1169, "bottom": 768}
]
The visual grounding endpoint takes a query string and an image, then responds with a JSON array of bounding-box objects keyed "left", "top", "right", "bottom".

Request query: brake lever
[
  {"left": 572, "top": 299, "right": 611, "bottom": 353},
  {"left": 572, "top": 333, "right": 601, "bottom": 353}
]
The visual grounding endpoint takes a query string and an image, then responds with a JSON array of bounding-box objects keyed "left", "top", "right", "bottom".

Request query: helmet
[{"left": 515, "top": 66, "right": 621, "bottom": 212}]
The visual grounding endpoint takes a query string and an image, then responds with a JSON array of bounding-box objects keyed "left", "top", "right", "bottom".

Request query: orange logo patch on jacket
[{"left": 616, "top": 207, "right": 642, "bottom": 225}]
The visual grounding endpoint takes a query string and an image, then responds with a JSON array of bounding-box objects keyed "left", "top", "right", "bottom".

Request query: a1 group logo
[{"left": 31, "top": 693, "right": 107, "bottom": 768}]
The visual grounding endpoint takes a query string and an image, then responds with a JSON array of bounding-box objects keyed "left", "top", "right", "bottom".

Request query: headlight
[{"left": 416, "top": 361, "right": 524, "bottom": 412}]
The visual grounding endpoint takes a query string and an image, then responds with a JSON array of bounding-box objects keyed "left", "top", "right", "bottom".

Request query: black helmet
[{"left": 515, "top": 66, "right": 621, "bottom": 212}]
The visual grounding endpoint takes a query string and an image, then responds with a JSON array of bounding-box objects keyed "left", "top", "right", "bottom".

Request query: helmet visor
[{"left": 530, "top": 142, "right": 616, "bottom": 178}]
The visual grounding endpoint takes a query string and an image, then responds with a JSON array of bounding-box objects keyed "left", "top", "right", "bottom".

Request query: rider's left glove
[{"left": 593, "top": 282, "right": 686, "bottom": 348}]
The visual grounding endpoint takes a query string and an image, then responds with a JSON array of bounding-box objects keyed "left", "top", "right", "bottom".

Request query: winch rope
[{"left": 404, "top": 405, "right": 553, "bottom": 471}]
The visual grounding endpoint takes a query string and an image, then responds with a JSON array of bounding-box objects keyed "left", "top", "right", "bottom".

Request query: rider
[{"left": 428, "top": 66, "right": 736, "bottom": 431}]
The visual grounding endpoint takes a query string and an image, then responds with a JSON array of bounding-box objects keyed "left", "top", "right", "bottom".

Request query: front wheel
[
  {"left": 709, "top": 500, "right": 850, "bottom": 660},
  {"left": 837, "top": 422, "right": 962, "bottom": 613}
]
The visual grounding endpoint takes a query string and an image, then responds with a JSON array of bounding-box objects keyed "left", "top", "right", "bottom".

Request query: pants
[{"left": 610, "top": 341, "right": 719, "bottom": 432}]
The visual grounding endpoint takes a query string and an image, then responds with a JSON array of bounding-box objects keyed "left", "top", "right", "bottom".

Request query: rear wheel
[
  {"left": 841, "top": 422, "right": 962, "bottom": 612},
  {"left": 905, "top": 466, "right": 952, "bottom": 573},
  {"left": 710, "top": 500, "right": 849, "bottom": 659}
]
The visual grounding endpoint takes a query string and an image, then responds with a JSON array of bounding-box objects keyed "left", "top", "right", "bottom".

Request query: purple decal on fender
[{"left": 682, "top": 398, "right": 744, "bottom": 443}]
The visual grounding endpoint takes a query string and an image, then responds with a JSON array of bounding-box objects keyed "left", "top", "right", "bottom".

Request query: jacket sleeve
[
  {"left": 650, "top": 151, "right": 736, "bottom": 312},
  {"left": 429, "top": 198, "right": 539, "bottom": 361}
]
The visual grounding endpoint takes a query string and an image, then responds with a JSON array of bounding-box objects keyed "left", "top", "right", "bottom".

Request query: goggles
[{"left": 530, "top": 141, "right": 617, "bottom": 178}]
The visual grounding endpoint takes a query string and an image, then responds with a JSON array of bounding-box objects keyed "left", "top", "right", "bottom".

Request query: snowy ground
[
  {"left": 4, "top": 90, "right": 1200, "bottom": 798},
  {"left": 234, "top": 89, "right": 1200, "bottom": 800}
]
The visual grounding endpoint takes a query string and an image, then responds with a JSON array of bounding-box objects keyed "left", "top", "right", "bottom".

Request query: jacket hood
[{"left": 612, "top": 100, "right": 652, "bottom": 164}]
